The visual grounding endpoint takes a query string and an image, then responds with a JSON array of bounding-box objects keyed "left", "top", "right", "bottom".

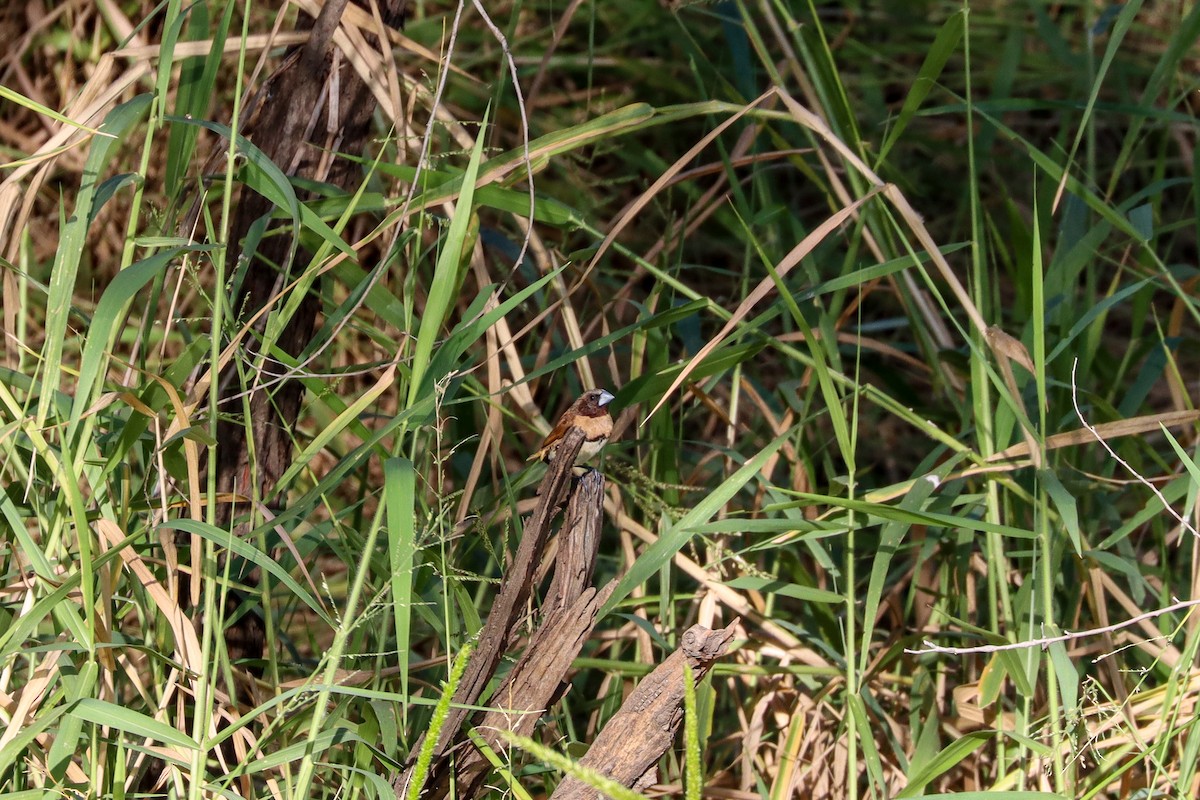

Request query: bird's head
[{"left": 576, "top": 389, "right": 615, "bottom": 417}]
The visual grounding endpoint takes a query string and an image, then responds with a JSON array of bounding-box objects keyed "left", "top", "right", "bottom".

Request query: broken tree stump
[
  {"left": 549, "top": 621, "right": 739, "bottom": 800},
  {"left": 448, "top": 470, "right": 615, "bottom": 797},
  {"left": 391, "top": 433, "right": 738, "bottom": 799},
  {"left": 393, "top": 427, "right": 587, "bottom": 797}
]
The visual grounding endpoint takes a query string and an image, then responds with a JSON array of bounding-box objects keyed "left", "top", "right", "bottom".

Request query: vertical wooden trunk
[{"left": 181, "top": 0, "right": 408, "bottom": 669}]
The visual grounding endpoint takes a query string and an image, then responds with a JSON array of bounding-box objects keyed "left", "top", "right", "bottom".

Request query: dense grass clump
[{"left": 1, "top": 1, "right": 1198, "bottom": 797}]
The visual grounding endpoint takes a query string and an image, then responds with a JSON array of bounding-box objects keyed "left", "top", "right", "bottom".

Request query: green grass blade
[
  {"left": 162, "top": 519, "right": 334, "bottom": 626},
  {"left": 35, "top": 94, "right": 152, "bottom": 428},
  {"left": 385, "top": 457, "right": 417, "bottom": 727},
  {"left": 66, "top": 247, "right": 190, "bottom": 444},
  {"left": 602, "top": 430, "right": 791, "bottom": 616},
  {"left": 406, "top": 110, "right": 490, "bottom": 406},
  {"left": 877, "top": 10, "right": 965, "bottom": 164},
  {"left": 858, "top": 473, "right": 941, "bottom": 669},
  {"left": 72, "top": 698, "right": 199, "bottom": 751}
]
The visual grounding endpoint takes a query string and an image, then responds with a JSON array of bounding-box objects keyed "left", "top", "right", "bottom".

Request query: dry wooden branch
[
  {"left": 394, "top": 427, "right": 586, "bottom": 796},
  {"left": 543, "top": 469, "right": 606, "bottom": 613},
  {"left": 549, "top": 621, "right": 739, "bottom": 800},
  {"left": 448, "top": 471, "right": 614, "bottom": 796},
  {"left": 448, "top": 578, "right": 617, "bottom": 796}
]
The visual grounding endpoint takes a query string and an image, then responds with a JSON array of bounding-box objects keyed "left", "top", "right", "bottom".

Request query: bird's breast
[{"left": 574, "top": 414, "right": 614, "bottom": 440}]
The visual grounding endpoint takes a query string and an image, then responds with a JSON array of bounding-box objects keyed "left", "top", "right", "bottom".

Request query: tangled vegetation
[{"left": 1, "top": 0, "right": 1199, "bottom": 797}]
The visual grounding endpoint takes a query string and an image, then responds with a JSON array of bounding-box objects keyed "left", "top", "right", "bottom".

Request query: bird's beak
[{"left": 598, "top": 390, "right": 615, "bottom": 407}]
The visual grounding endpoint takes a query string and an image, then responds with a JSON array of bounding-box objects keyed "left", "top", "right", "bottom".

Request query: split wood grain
[
  {"left": 393, "top": 427, "right": 585, "bottom": 797},
  {"left": 549, "top": 621, "right": 739, "bottom": 800}
]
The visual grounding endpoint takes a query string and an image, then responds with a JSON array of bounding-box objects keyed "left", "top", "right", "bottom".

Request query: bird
[{"left": 528, "top": 389, "right": 616, "bottom": 465}]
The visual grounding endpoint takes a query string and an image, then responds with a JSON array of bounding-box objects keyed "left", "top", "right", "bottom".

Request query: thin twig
[
  {"left": 469, "top": 0, "right": 535, "bottom": 291},
  {"left": 1071, "top": 358, "right": 1199, "bottom": 540},
  {"left": 906, "top": 597, "right": 1200, "bottom": 657}
]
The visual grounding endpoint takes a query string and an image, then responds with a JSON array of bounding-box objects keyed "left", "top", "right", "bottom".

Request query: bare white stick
[
  {"left": 1071, "top": 358, "right": 1199, "bottom": 539},
  {"left": 906, "top": 597, "right": 1200, "bottom": 656}
]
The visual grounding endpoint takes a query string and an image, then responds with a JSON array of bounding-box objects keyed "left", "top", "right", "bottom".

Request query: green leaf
[
  {"left": 385, "top": 457, "right": 417, "bottom": 725},
  {"left": 894, "top": 731, "right": 993, "bottom": 798},
  {"left": 36, "top": 93, "right": 153, "bottom": 428},
  {"left": 272, "top": 363, "right": 400, "bottom": 492},
  {"left": 407, "top": 109, "right": 490, "bottom": 405},
  {"left": 72, "top": 699, "right": 198, "bottom": 751},
  {"left": 165, "top": 0, "right": 234, "bottom": 191},
  {"left": 619, "top": 340, "right": 766, "bottom": 407},
  {"left": 723, "top": 576, "right": 843, "bottom": 604},
  {"left": 67, "top": 247, "right": 195, "bottom": 445},
  {"left": 766, "top": 493, "right": 1037, "bottom": 539},
  {"left": 0, "top": 84, "right": 114, "bottom": 136},
  {"left": 1039, "top": 469, "right": 1081, "bottom": 557},
  {"left": 860, "top": 472, "right": 943, "bottom": 669},
  {"left": 88, "top": 173, "right": 141, "bottom": 225},
  {"left": 0, "top": 704, "right": 68, "bottom": 778},
  {"left": 1048, "top": 640, "right": 1078, "bottom": 716},
  {"left": 161, "top": 519, "right": 333, "bottom": 626},
  {"left": 47, "top": 661, "right": 97, "bottom": 780},
  {"left": 423, "top": 266, "right": 565, "bottom": 391},
  {"left": 236, "top": 728, "right": 356, "bottom": 775},
  {"left": 877, "top": 11, "right": 965, "bottom": 163},
  {"left": 602, "top": 430, "right": 791, "bottom": 616}
]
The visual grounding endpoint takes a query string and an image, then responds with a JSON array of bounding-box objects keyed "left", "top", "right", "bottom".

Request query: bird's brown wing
[{"left": 528, "top": 413, "right": 576, "bottom": 462}]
